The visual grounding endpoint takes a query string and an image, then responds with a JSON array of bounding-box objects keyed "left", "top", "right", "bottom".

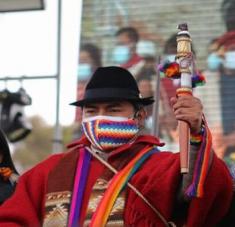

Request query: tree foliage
[{"left": 12, "top": 116, "right": 74, "bottom": 172}]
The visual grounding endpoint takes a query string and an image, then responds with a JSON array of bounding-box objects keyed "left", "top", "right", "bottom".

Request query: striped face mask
[{"left": 82, "top": 115, "right": 139, "bottom": 151}]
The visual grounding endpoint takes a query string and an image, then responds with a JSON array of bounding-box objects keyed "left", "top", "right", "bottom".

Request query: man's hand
[{"left": 170, "top": 96, "right": 203, "bottom": 134}]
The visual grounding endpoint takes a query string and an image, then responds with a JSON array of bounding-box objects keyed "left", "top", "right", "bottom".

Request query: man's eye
[
  {"left": 110, "top": 108, "right": 121, "bottom": 112},
  {"left": 85, "top": 109, "right": 95, "bottom": 114}
]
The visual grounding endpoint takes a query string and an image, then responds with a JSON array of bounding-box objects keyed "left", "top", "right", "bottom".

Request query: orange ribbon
[{"left": 0, "top": 167, "right": 13, "bottom": 181}]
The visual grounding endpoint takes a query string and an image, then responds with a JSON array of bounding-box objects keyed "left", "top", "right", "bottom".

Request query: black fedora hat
[{"left": 71, "top": 66, "right": 154, "bottom": 107}]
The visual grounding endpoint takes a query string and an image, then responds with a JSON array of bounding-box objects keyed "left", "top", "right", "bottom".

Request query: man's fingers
[
  {"left": 170, "top": 96, "right": 203, "bottom": 133},
  {"left": 170, "top": 97, "right": 177, "bottom": 107},
  {"left": 172, "top": 96, "right": 203, "bottom": 111}
]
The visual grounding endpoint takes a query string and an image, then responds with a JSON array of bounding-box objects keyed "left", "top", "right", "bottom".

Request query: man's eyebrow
[
  {"left": 84, "top": 102, "right": 123, "bottom": 109},
  {"left": 106, "top": 102, "right": 122, "bottom": 108},
  {"left": 83, "top": 104, "right": 98, "bottom": 109}
]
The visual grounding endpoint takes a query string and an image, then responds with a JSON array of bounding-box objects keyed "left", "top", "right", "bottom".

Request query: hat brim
[
  {"left": 70, "top": 96, "right": 154, "bottom": 107},
  {"left": 70, "top": 87, "right": 154, "bottom": 107}
]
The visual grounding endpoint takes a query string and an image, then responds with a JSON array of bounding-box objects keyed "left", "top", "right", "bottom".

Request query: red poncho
[{"left": 0, "top": 135, "right": 233, "bottom": 227}]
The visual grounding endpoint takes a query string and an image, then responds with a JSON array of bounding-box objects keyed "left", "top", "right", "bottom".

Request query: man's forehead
[{"left": 83, "top": 101, "right": 132, "bottom": 108}]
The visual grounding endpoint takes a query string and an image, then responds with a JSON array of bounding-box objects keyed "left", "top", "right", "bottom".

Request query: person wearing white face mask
[{"left": 0, "top": 66, "right": 232, "bottom": 227}]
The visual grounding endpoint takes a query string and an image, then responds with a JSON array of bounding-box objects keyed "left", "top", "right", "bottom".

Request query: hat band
[{"left": 84, "top": 88, "right": 140, "bottom": 99}]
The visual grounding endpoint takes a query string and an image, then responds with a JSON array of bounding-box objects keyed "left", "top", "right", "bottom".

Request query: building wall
[
  {"left": 79, "top": 0, "right": 235, "bottom": 162},
  {"left": 80, "top": 0, "right": 225, "bottom": 68}
]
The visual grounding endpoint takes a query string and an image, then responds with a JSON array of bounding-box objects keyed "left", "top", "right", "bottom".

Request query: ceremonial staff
[
  {"left": 176, "top": 23, "right": 193, "bottom": 173},
  {"left": 158, "top": 23, "right": 205, "bottom": 173}
]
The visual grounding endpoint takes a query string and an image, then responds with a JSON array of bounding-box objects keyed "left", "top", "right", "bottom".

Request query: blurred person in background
[
  {"left": 194, "top": 39, "right": 225, "bottom": 160},
  {"left": 135, "top": 40, "right": 157, "bottom": 134},
  {"left": 112, "top": 27, "right": 145, "bottom": 77},
  {"left": 74, "top": 43, "right": 102, "bottom": 139},
  {"left": 196, "top": 1, "right": 235, "bottom": 224},
  {"left": 0, "top": 129, "right": 18, "bottom": 205},
  {"left": 135, "top": 38, "right": 178, "bottom": 151},
  {"left": 207, "top": 2, "right": 235, "bottom": 225},
  {"left": 136, "top": 40, "right": 157, "bottom": 82},
  {"left": 136, "top": 75, "right": 154, "bottom": 134},
  {"left": 201, "top": 0, "right": 235, "bottom": 170},
  {"left": 217, "top": 0, "right": 235, "bottom": 166},
  {"left": 159, "top": 34, "right": 180, "bottom": 148}
]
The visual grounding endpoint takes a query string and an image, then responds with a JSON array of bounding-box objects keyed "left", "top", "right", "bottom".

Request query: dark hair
[
  {"left": 115, "top": 27, "right": 139, "bottom": 43},
  {"left": 221, "top": 0, "right": 235, "bottom": 31},
  {"left": 131, "top": 102, "right": 144, "bottom": 113},
  {"left": 136, "top": 74, "right": 152, "bottom": 83},
  {"left": 163, "top": 33, "right": 177, "bottom": 54},
  {"left": 80, "top": 43, "right": 102, "bottom": 68}
]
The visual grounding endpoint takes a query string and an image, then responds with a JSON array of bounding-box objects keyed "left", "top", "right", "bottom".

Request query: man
[
  {"left": 0, "top": 66, "right": 232, "bottom": 226},
  {"left": 112, "top": 27, "right": 145, "bottom": 77}
]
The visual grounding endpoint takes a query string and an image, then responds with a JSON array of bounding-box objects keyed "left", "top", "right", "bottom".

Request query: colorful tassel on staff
[
  {"left": 90, "top": 146, "right": 159, "bottom": 227},
  {"left": 185, "top": 122, "right": 212, "bottom": 198},
  {"left": 158, "top": 61, "right": 181, "bottom": 79},
  {"left": 158, "top": 61, "right": 206, "bottom": 88},
  {"left": 192, "top": 72, "right": 206, "bottom": 88}
]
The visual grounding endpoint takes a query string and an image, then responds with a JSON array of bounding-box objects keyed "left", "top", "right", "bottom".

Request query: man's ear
[{"left": 136, "top": 108, "right": 147, "bottom": 127}]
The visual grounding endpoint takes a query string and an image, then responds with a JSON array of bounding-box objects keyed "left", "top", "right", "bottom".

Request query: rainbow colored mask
[{"left": 82, "top": 115, "right": 139, "bottom": 151}]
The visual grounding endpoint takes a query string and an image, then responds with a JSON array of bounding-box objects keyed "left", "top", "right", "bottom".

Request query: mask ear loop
[
  {"left": 133, "top": 110, "right": 139, "bottom": 119},
  {"left": 133, "top": 108, "right": 147, "bottom": 133}
]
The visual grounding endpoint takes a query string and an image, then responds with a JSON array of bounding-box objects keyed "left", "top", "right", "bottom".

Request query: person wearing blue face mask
[
  {"left": 207, "top": 52, "right": 224, "bottom": 71},
  {"left": 214, "top": 1, "right": 235, "bottom": 226},
  {"left": 78, "top": 43, "right": 102, "bottom": 82},
  {"left": 77, "top": 64, "right": 93, "bottom": 82},
  {"left": 112, "top": 27, "right": 145, "bottom": 77},
  {"left": 195, "top": 4, "right": 235, "bottom": 225},
  {"left": 112, "top": 45, "right": 131, "bottom": 65},
  {"left": 224, "top": 50, "right": 235, "bottom": 71},
  {"left": 193, "top": 38, "right": 225, "bottom": 166},
  {"left": 206, "top": 38, "right": 224, "bottom": 72},
  {"left": 74, "top": 43, "right": 102, "bottom": 138},
  {"left": 209, "top": 0, "right": 235, "bottom": 169}
]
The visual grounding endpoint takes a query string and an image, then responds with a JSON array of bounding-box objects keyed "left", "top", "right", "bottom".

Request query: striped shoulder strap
[{"left": 87, "top": 146, "right": 174, "bottom": 227}]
